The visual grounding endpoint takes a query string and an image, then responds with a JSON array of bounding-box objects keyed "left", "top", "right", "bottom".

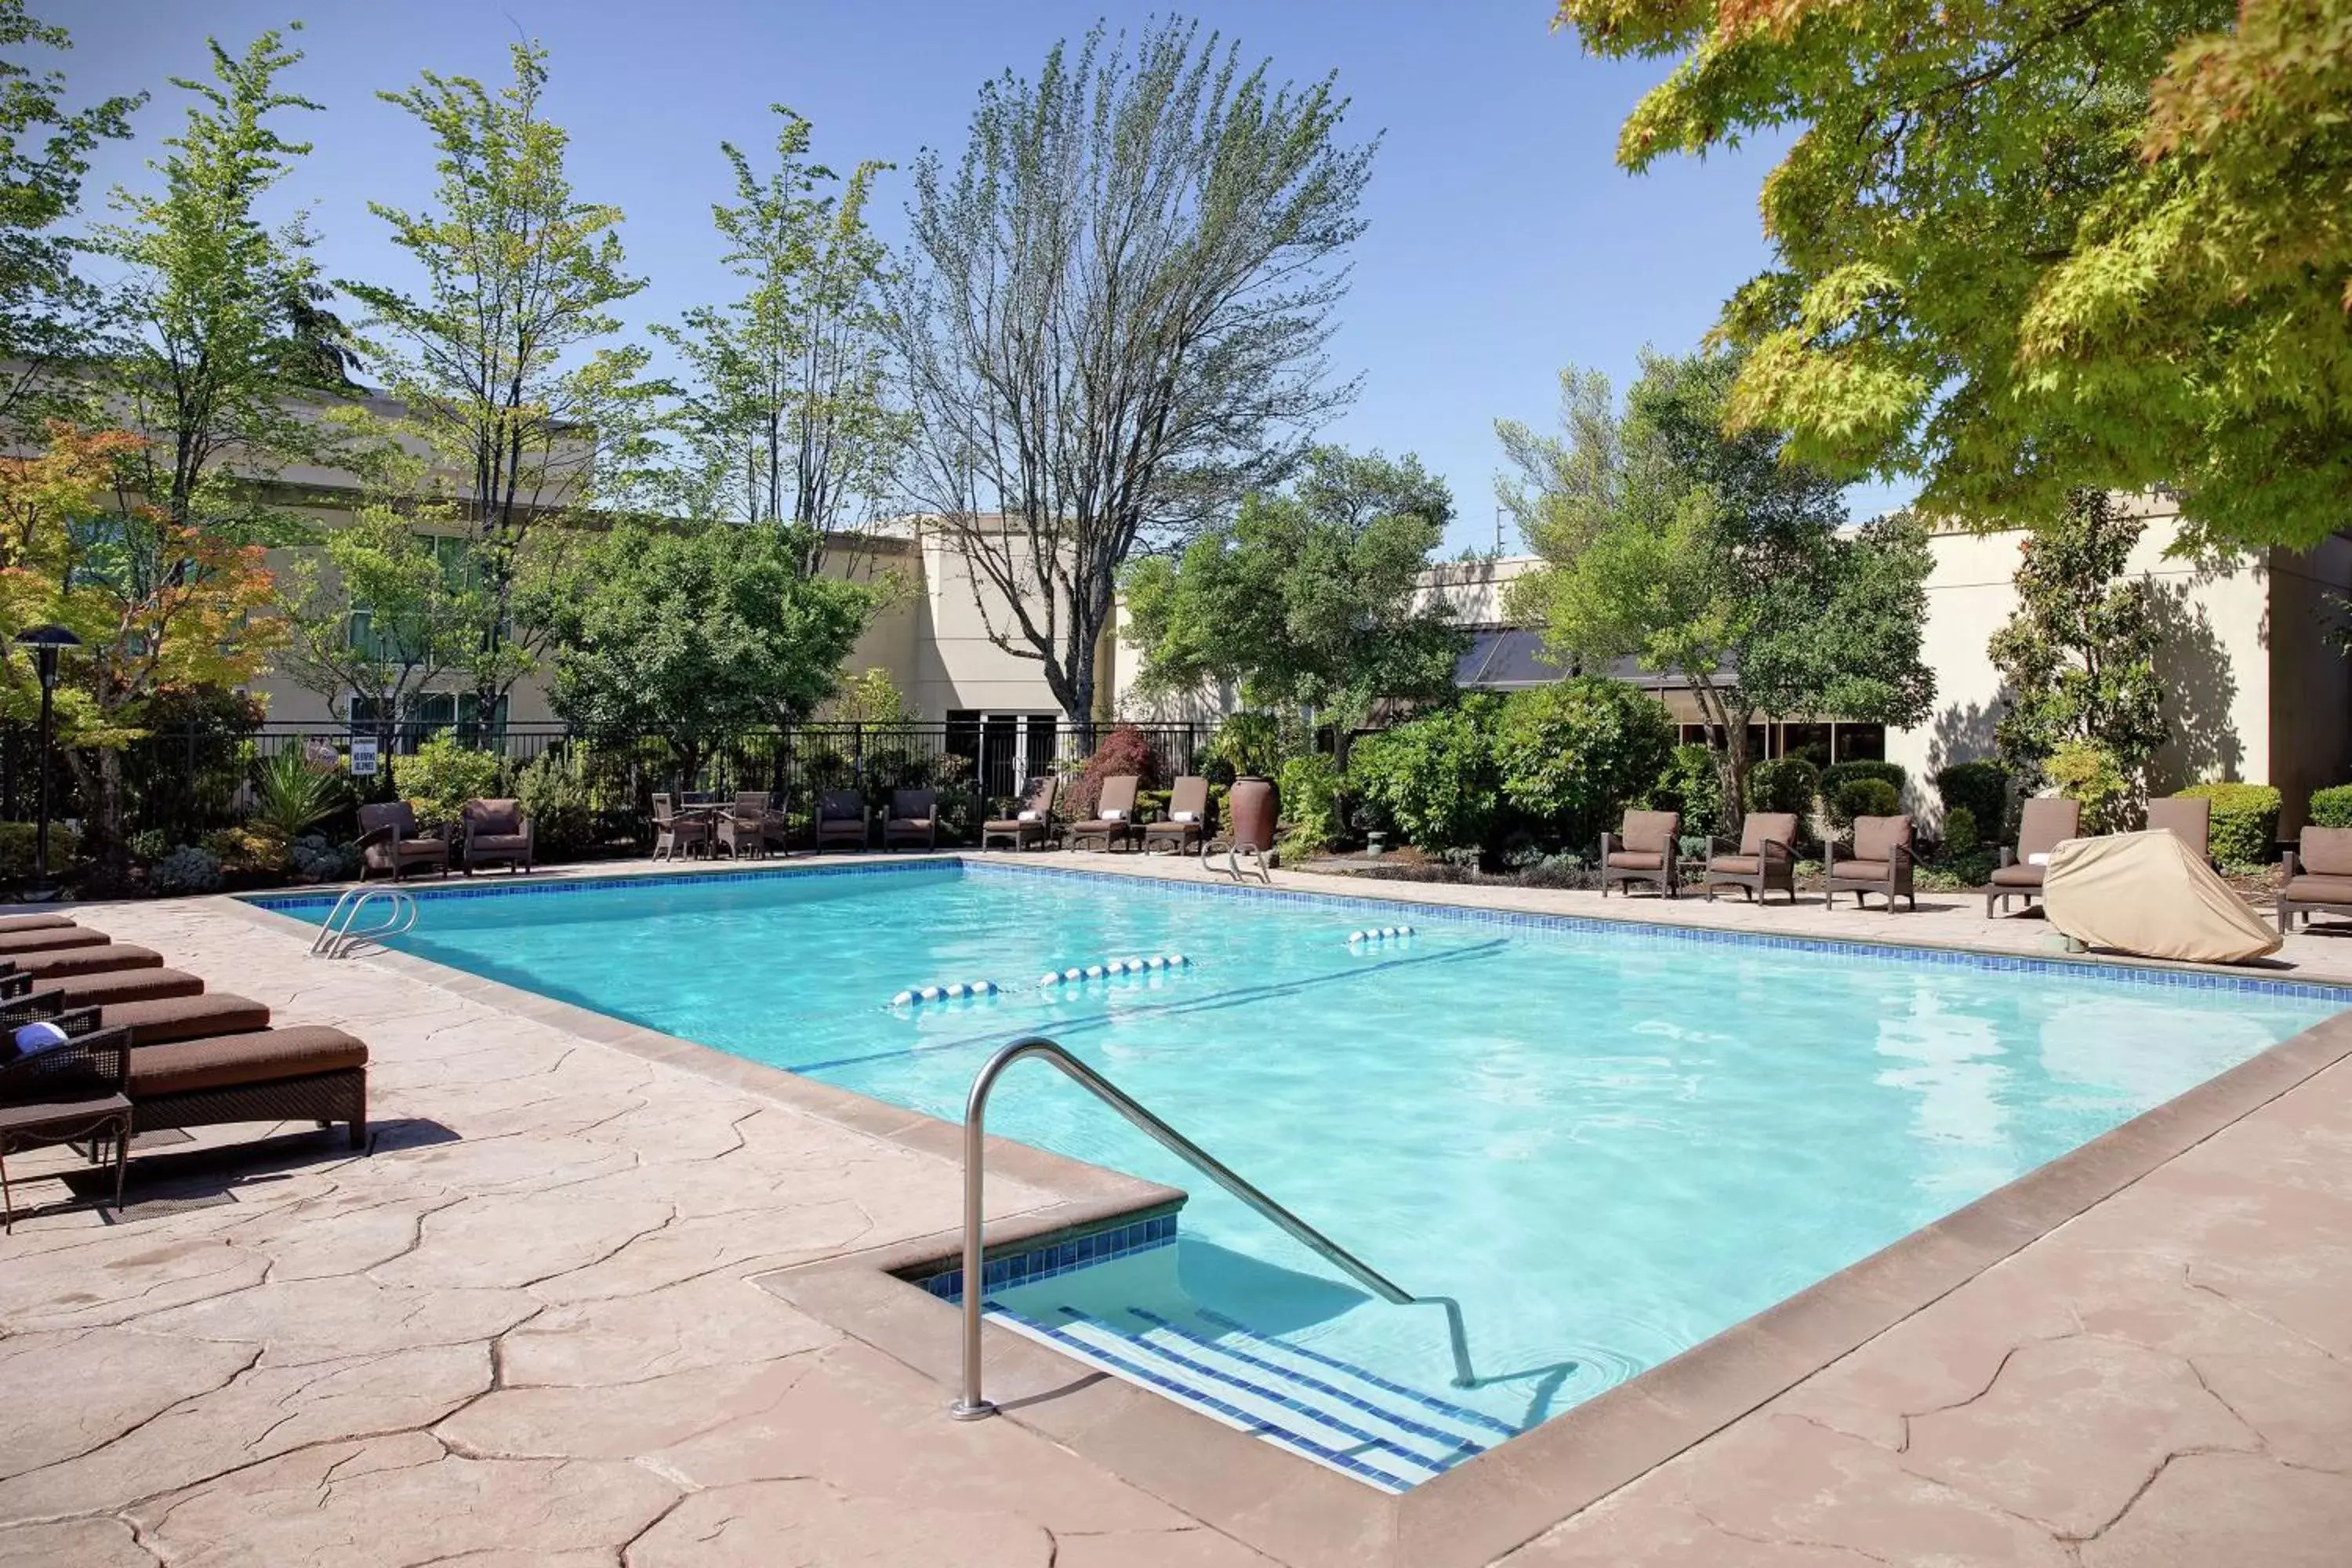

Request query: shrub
[
  {"left": 1935, "top": 760, "right": 2010, "bottom": 840},
  {"left": 288, "top": 833, "right": 358, "bottom": 884},
  {"left": 1821, "top": 760, "right": 1907, "bottom": 801},
  {"left": 2308, "top": 784, "right": 2352, "bottom": 830},
  {"left": 202, "top": 824, "right": 290, "bottom": 875},
  {"left": 1491, "top": 677, "right": 1675, "bottom": 854},
  {"left": 126, "top": 827, "right": 169, "bottom": 866},
  {"left": 149, "top": 844, "right": 223, "bottom": 896},
  {"left": 1653, "top": 745, "right": 1726, "bottom": 841},
  {"left": 2047, "top": 742, "right": 2133, "bottom": 835},
  {"left": 1277, "top": 753, "right": 1344, "bottom": 855},
  {"left": 1941, "top": 805, "right": 1982, "bottom": 860},
  {"left": 1205, "top": 712, "right": 1294, "bottom": 782},
  {"left": 392, "top": 732, "right": 504, "bottom": 829},
  {"left": 517, "top": 749, "right": 597, "bottom": 860},
  {"left": 1065, "top": 724, "right": 1161, "bottom": 820},
  {"left": 2176, "top": 781, "right": 2281, "bottom": 869},
  {"left": 249, "top": 748, "right": 350, "bottom": 840},
  {"left": 1745, "top": 757, "right": 1820, "bottom": 819},
  {"left": 1348, "top": 700, "right": 1501, "bottom": 853},
  {"left": 1831, "top": 777, "right": 1902, "bottom": 834},
  {"left": 0, "top": 821, "right": 79, "bottom": 884}
]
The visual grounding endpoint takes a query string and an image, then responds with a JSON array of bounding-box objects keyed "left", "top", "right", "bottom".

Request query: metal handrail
[
  {"left": 308, "top": 887, "right": 418, "bottom": 959},
  {"left": 949, "top": 1034, "right": 1473, "bottom": 1420}
]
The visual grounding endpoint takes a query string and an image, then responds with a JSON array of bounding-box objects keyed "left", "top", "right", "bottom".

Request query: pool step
[{"left": 982, "top": 1298, "right": 1508, "bottom": 1492}]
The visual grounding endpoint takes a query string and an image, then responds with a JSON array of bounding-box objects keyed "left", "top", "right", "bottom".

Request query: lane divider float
[
  {"left": 1347, "top": 925, "right": 1414, "bottom": 946},
  {"left": 891, "top": 979, "right": 1002, "bottom": 1008},
  {"left": 1039, "top": 954, "right": 1189, "bottom": 987}
]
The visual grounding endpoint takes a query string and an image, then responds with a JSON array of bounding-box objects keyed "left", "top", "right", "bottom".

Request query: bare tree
[{"left": 888, "top": 17, "right": 1374, "bottom": 734}]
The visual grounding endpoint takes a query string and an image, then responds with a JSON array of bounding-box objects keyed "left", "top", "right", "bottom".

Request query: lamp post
[{"left": 14, "top": 624, "right": 81, "bottom": 901}]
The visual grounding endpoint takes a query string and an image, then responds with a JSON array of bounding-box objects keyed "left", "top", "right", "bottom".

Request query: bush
[
  {"left": 288, "top": 833, "right": 358, "bottom": 884},
  {"left": 1821, "top": 760, "right": 1906, "bottom": 801},
  {"left": 2308, "top": 784, "right": 2352, "bottom": 830},
  {"left": 1348, "top": 699, "right": 1501, "bottom": 853},
  {"left": 249, "top": 748, "right": 350, "bottom": 840},
  {"left": 1745, "top": 757, "right": 1820, "bottom": 819},
  {"left": 1490, "top": 677, "right": 1675, "bottom": 854},
  {"left": 1277, "top": 753, "right": 1344, "bottom": 855},
  {"left": 1065, "top": 724, "right": 1162, "bottom": 821},
  {"left": 2176, "top": 781, "right": 2281, "bottom": 869},
  {"left": 2048, "top": 742, "right": 2132, "bottom": 835},
  {"left": 149, "top": 844, "right": 223, "bottom": 897},
  {"left": 1935, "top": 760, "right": 2010, "bottom": 840},
  {"left": 517, "top": 749, "right": 598, "bottom": 860},
  {"left": 1205, "top": 712, "right": 1295, "bottom": 782},
  {"left": 1653, "top": 745, "right": 1726, "bottom": 841},
  {"left": 201, "top": 824, "right": 290, "bottom": 875},
  {"left": 1941, "top": 805, "right": 1982, "bottom": 860},
  {"left": 1831, "top": 777, "right": 1902, "bottom": 833},
  {"left": 392, "top": 732, "right": 504, "bottom": 829},
  {"left": 0, "top": 820, "right": 79, "bottom": 885}
]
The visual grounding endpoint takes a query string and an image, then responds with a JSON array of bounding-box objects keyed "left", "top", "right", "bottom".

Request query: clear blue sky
[{"left": 60, "top": 0, "right": 1909, "bottom": 551}]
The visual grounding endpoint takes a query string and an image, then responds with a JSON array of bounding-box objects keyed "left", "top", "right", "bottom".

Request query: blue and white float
[
  {"left": 1347, "top": 924, "right": 1415, "bottom": 946},
  {"left": 1039, "top": 953, "right": 1189, "bottom": 987},
  {"left": 891, "top": 978, "right": 1001, "bottom": 1009}
]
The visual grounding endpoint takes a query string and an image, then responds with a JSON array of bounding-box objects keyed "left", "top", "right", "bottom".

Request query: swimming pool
[{"left": 260, "top": 862, "right": 2346, "bottom": 1489}]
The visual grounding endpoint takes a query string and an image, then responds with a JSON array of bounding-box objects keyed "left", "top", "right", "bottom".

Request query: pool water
[{"left": 268, "top": 863, "right": 2342, "bottom": 1480}]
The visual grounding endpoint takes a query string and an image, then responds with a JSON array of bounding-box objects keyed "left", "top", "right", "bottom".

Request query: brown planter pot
[{"left": 1227, "top": 775, "right": 1279, "bottom": 852}]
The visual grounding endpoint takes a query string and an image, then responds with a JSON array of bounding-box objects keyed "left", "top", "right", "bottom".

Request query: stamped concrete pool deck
[{"left": 2, "top": 850, "right": 2349, "bottom": 1566}]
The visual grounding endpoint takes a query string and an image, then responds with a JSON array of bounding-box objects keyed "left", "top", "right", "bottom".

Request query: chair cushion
[
  {"left": 1740, "top": 814, "right": 1798, "bottom": 856},
  {"left": 14, "top": 945, "right": 164, "bottom": 978},
  {"left": 1831, "top": 858, "right": 1896, "bottom": 881},
  {"left": 1618, "top": 811, "right": 1681, "bottom": 855},
  {"left": 129, "top": 1025, "right": 368, "bottom": 1098},
  {"left": 1606, "top": 851, "right": 1665, "bottom": 871},
  {"left": 0, "top": 927, "right": 108, "bottom": 955},
  {"left": 2301, "top": 827, "right": 2352, "bottom": 878},
  {"left": 2016, "top": 797, "right": 2082, "bottom": 859},
  {"left": 466, "top": 800, "right": 521, "bottom": 835},
  {"left": 983, "top": 818, "right": 1040, "bottom": 833},
  {"left": 100, "top": 993, "right": 273, "bottom": 1047},
  {"left": 2284, "top": 873, "right": 2352, "bottom": 906},
  {"left": 1853, "top": 816, "right": 1915, "bottom": 862},
  {"left": 54, "top": 968, "right": 206, "bottom": 1007},
  {"left": 0, "top": 914, "right": 75, "bottom": 935},
  {"left": 887, "top": 818, "right": 933, "bottom": 832},
  {"left": 469, "top": 833, "right": 529, "bottom": 854},
  {"left": 1990, "top": 862, "right": 2046, "bottom": 887},
  {"left": 1708, "top": 855, "right": 1761, "bottom": 875}
]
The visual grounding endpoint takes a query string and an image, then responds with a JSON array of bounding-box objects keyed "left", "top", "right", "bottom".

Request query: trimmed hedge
[
  {"left": 2309, "top": 784, "right": 2352, "bottom": 830},
  {"left": 1820, "top": 760, "right": 1907, "bottom": 800},
  {"left": 2175, "top": 782, "right": 2281, "bottom": 869},
  {"left": 1935, "top": 760, "right": 2009, "bottom": 839},
  {"left": 1832, "top": 778, "right": 1901, "bottom": 833},
  {"left": 1745, "top": 757, "right": 1820, "bottom": 818}
]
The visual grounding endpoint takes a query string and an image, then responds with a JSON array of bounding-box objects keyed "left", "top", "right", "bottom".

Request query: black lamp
[{"left": 14, "top": 624, "right": 81, "bottom": 900}]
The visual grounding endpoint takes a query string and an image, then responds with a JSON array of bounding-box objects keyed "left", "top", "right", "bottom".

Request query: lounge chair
[
  {"left": 7, "top": 943, "right": 165, "bottom": 981},
  {"left": 0, "top": 913, "right": 75, "bottom": 935},
  {"left": 814, "top": 789, "right": 870, "bottom": 852},
  {"left": 982, "top": 776, "right": 1058, "bottom": 851},
  {"left": 2147, "top": 797, "right": 2212, "bottom": 864},
  {"left": 1600, "top": 810, "right": 1682, "bottom": 898},
  {"left": 884, "top": 789, "right": 939, "bottom": 851},
  {"left": 0, "top": 925, "right": 107, "bottom": 956},
  {"left": 1701, "top": 811, "right": 1799, "bottom": 904},
  {"left": 358, "top": 801, "right": 450, "bottom": 881},
  {"left": 459, "top": 797, "right": 534, "bottom": 875},
  {"left": 1, "top": 960, "right": 204, "bottom": 1006},
  {"left": 716, "top": 792, "right": 787, "bottom": 858},
  {"left": 0, "top": 1008, "right": 130, "bottom": 1231},
  {"left": 1987, "top": 797, "right": 2082, "bottom": 916},
  {"left": 1143, "top": 776, "right": 1213, "bottom": 856},
  {"left": 1827, "top": 814, "right": 1917, "bottom": 911},
  {"left": 2278, "top": 826, "right": 2352, "bottom": 935},
  {"left": 1069, "top": 775, "right": 1144, "bottom": 852}
]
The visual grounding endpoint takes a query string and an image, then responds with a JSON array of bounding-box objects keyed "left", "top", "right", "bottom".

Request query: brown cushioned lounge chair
[
  {"left": 1069, "top": 775, "right": 1143, "bottom": 852},
  {"left": 815, "top": 789, "right": 870, "bottom": 851},
  {"left": 0, "top": 913, "right": 74, "bottom": 935},
  {"left": 1702, "top": 811, "right": 1799, "bottom": 904},
  {"left": 884, "top": 789, "right": 938, "bottom": 851},
  {"left": 460, "top": 797, "right": 534, "bottom": 874},
  {"left": 982, "top": 776, "right": 1058, "bottom": 851},
  {"left": 1143, "top": 776, "right": 1213, "bottom": 856},
  {"left": 0, "top": 925, "right": 107, "bottom": 956},
  {"left": 1, "top": 961, "right": 203, "bottom": 1007},
  {"left": 2278, "top": 826, "right": 2352, "bottom": 935},
  {"left": 2146, "top": 796, "right": 2212, "bottom": 864},
  {"left": 9, "top": 943, "right": 165, "bottom": 980},
  {"left": 1987, "top": 797, "right": 2082, "bottom": 916},
  {"left": 358, "top": 801, "right": 450, "bottom": 881},
  {"left": 1601, "top": 810, "right": 1682, "bottom": 898},
  {"left": 1828, "top": 814, "right": 1918, "bottom": 911}
]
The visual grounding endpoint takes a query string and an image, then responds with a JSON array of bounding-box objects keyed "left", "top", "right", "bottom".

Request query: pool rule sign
[{"left": 350, "top": 737, "right": 379, "bottom": 777}]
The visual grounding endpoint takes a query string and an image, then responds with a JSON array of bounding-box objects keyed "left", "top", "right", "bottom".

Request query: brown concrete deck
[{"left": 0, "top": 851, "right": 2347, "bottom": 1565}]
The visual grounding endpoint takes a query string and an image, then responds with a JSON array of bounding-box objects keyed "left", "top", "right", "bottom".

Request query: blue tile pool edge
[
  {"left": 907, "top": 1207, "right": 1181, "bottom": 1304},
  {"left": 241, "top": 854, "right": 2352, "bottom": 1007}
]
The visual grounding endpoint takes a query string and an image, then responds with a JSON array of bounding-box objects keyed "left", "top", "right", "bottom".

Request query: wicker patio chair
[
  {"left": 717, "top": 791, "right": 787, "bottom": 858},
  {"left": 1701, "top": 811, "right": 1799, "bottom": 904},
  {"left": 357, "top": 801, "right": 450, "bottom": 881},
  {"left": 982, "top": 775, "right": 1058, "bottom": 851},
  {"left": 814, "top": 789, "right": 871, "bottom": 852},
  {"left": 1069, "top": 775, "right": 1143, "bottom": 852},
  {"left": 884, "top": 789, "right": 938, "bottom": 851},
  {"left": 2146, "top": 797, "right": 2212, "bottom": 865},
  {"left": 1828, "top": 814, "right": 1918, "bottom": 911},
  {"left": 459, "top": 797, "right": 534, "bottom": 875},
  {"left": 651, "top": 794, "right": 713, "bottom": 861},
  {"left": 0, "top": 1008, "right": 131, "bottom": 1231},
  {"left": 2278, "top": 826, "right": 2352, "bottom": 935},
  {"left": 1142, "top": 776, "right": 1212, "bottom": 856},
  {"left": 1987, "top": 797, "right": 2082, "bottom": 916},
  {"left": 1600, "top": 810, "right": 1682, "bottom": 898}
]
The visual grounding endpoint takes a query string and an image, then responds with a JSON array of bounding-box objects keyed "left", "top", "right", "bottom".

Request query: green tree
[
  {"left": 1491, "top": 676, "right": 1675, "bottom": 855},
  {"left": 1554, "top": 0, "right": 2347, "bottom": 550},
  {"left": 890, "top": 18, "right": 1376, "bottom": 734},
  {"left": 1120, "top": 447, "right": 1464, "bottom": 759},
  {"left": 530, "top": 521, "right": 877, "bottom": 786},
  {"left": 1987, "top": 490, "right": 2167, "bottom": 795},
  {"left": 1502, "top": 347, "right": 1934, "bottom": 822},
  {"left": 344, "top": 42, "right": 664, "bottom": 720},
  {"left": 0, "top": 0, "right": 140, "bottom": 440},
  {"left": 655, "top": 106, "right": 904, "bottom": 542}
]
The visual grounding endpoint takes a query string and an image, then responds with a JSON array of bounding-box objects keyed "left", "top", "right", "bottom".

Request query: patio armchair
[
  {"left": 1828, "top": 814, "right": 1918, "bottom": 911},
  {"left": 2278, "top": 826, "right": 2352, "bottom": 935},
  {"left": 1142, "top": 776, "right": 1213, "bottom": 856},
  {"left": 982, "top": 775, "right": 1058, "bottom": 851},
  {"left": 0, "top": 1005, "right": 131, "bottom": 1231},
  {"left": 2146, "top": 797, "right": 2213, "bottom": 866},
  {"left": 357, "top": 802, "right": 450, "bottom": 882},
  {"left": 717, "top": 791, "right": 788, "bottom": 858},
  {"left": 1987, "top": 797, "right": 2082, "bottom": 916},
  {"left": 459, "top": 797, "right": 534, "bottom": 875},
  {"left": 1069, "top": 775, "right": 1144, "bottom": 852},
  {"left": 884, "top": 789, "right": 939, "bottom": 851},
  {"left": 814, "top": 789, "right": 871, "bottom": 852},
  {"left": 1701, "top": 811, "right": 1799, "bottom": 904},
  {"left": 1600, "top": 810, "right": 1682, "bottom": 898},
  {"left": 651, "top": 794, "right": 713, "bottom": 861}
]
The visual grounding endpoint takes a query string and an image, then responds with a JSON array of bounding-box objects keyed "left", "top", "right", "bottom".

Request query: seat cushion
[
  {"left": 14, "top": 944, "right": 164, "bottom": 979},
  {"left": 1708, "top": 855, "right": 1761, "bottom": 876},
  {"left": 0, "top": 914, "right": 75, "bottom": 935},
  {"left": 100, "top": 993, "right": 273, "bottom": 1047},
  {"left": 0, "top": 927, "right": 108, "bottom": 955},
  {"left": 469, "top": 833, "right": 529, "bottom": 855},
  {"left": 2284, "top": 874, "right": 2352, "bottom": 906},
  {"left": 129, "top": 1026, "right": 368, "bottom": 1098},
  {"left": 1990, "top": 862, "right": 2047, "bottom": 887},
  {"left": 2301, "top": 827, "right": 2352, "bottom": 878},
  {"left": 886, "top": 818, "right": 933, "bottom": 833},
  {"left": 1831, "top": 858, "right": 1895, "bottom": 881},
  {"left": 54, "top": 968, "right": 206, "bottom": 1007},
  {"left": 1606, "top": 851, "right": 1665, "bottom": 871}
]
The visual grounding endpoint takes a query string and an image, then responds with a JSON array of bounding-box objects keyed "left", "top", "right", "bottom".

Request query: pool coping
[{"left": 226, "top": 859, "right": 2352, "bottom": 1568}]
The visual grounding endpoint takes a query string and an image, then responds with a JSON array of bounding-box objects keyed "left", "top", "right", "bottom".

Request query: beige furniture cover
[{"left": 2042, "top": 829, "right": 2281, "bottom": 964}]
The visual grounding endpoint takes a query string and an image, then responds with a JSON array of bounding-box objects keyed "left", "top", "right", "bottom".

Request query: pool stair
[{"left": 978, "top": 1295, "right": 1513, "bottom": 1492}]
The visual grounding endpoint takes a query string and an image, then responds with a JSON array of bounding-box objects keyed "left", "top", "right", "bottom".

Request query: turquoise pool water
[{"left": 263, "top": 863, "right": 2342, "bottom": 1463}]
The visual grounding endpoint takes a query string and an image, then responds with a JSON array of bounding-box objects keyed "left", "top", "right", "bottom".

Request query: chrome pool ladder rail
[
  {"left": 308, "top": 885, "right": 419, "bottom": 959},
  {"left": 1207, "top": 840, "right": 1271, "bottom": 884},
  {"left": 949, "top": 1034, "right": 1475, "bottom": 1421}
]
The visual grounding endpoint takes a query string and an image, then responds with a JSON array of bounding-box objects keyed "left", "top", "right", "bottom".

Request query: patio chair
[
  {"left": 982, "top": 775, "right": 1058, "bottom": 851},
  {"left": 1987, "top": 797, "right": 2082, "bottom": 916},
  {"left": 2146, "top": 796, "right": 2212, "bottom": 865},
  {"left": 0, "top": 925, "right": 107, "bottom": 956},
  {"left": 716, "top": 791, "right": 787, "bottom": 859},
  {"left": 357, "top": 802, "right": 450, "bottom": 882},
  {"left": 1701, "top": 811, "right": 1799, "bottom": 904},
  {"left": 2278, "top": 826, "right": 2352, "bottom": 935},
  {"left": 1828, "top": 814, "right": 1917, "bottom": 911},
  {"left": 1069, "top": 775, "right": 1144, "bottom": 852},
  {"left": 1142, "top": 776, "right": 1213, "bottom": 856},
  {"left": 459, "top": 797, "right": 534, "bottom": 875},
  {"left": 814, "top": 789, "right": 871, "bottom": 852},
  {"left": 0, "top": 957, "right": 203, "bottom": 1007},
  {"left": 651, "top": 794, "right": 713, "bottom": 862},
  {"left": 0, "top": 1007, "right": 130, "bottom": 1232},
  {"left": 1600, "top": 810, "right": 1682, "bottom": 898},
  {"left": 884, "top": 789, "right": 939, "bottom": 851}
]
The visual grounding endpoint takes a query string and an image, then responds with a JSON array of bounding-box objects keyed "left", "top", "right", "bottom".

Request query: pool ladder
[
  {"left": 1208, "top": 840, "right": 1272, "bottom": 884},
  {"left": 308, "top": 886, "right": 419, "bottom": 960},
  {"left": 949, "top": 1035, "right": 1475, "bottom": 1420}
]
